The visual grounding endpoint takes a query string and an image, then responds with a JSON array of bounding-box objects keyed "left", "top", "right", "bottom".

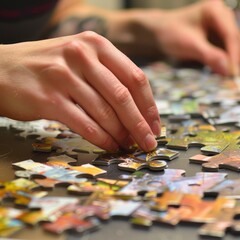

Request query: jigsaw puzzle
[
  {"left": 12, "top": 158, "right": 106, "bottom": 189},
  {"left": 1, "top": 61, "right": 240, "bottom": 239},
  {"left": 92, "top": 147, "right": 179, "bottom": 172},
  {"left": 189, "top": 130, "right": 240, "bottom": 171}
]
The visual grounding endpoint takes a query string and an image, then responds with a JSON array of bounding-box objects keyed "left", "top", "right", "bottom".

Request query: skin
[
  {"left": 0, "top": 32, "right": 160, "bottom": 152},
  {"left": 0, "top": 0, "right": 239, "bottom": 152},
  {"left": 51, "top": 0, "right": 240, "bottom": 76}
]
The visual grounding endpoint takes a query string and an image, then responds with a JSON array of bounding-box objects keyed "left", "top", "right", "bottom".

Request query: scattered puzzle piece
[
  {"left": 0, "top": 178, "right": 47, "bottom": 207},
  {"left": 205, "top": 179, "right": 240, "bottom": 198},
  {"left": 199, "top": 207, "right": 240, "bottom": 238},
  {"left": 190, "top": 150, "right": 240, "bottom": 172},
  {"left": 67, "top": 178, "right": 128, "bottom": 196},
  {"left": 159, "top": 126, "right": 229, "bottom": 154},
  {"left": 47, "top": 155, "right": 106, "bottom": 177},
  {"left": 93, "top": 147, "right": 179, "bottom": 172},
  {"left": 120, "top": 169, "right": 185, "bottom": 197},
  {"left": 53, "top": 137, "right": 105, "bottom": 157}
]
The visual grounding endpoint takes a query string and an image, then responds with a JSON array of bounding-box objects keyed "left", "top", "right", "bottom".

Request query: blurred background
[
  {"left": 85, "top": 0, "right": 239, "bottom": 9},
  {"left": 85, "top": 0, "right": 195, "bottom": 9}
]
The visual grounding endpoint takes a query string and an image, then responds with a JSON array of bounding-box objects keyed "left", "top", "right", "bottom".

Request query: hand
[
  {"left": 108, "top": 0, "right": 239, "bottom": 76},
  {"left": 158, "top": 0, "right": 239, "bottom": 75},
  {"left": 0, "top": 32, "right": 160, "bottom": 152}
]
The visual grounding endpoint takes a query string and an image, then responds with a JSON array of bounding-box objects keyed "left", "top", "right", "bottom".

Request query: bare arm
[{"left": 48, "top": 0, "right": 240, "bottom": 76}]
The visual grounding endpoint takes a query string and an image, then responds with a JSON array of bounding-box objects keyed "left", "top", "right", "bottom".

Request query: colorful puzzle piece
[
  {"left": 159, "top": 125, "right": 230, "bottom": 154},
  {"left": 190, "top": 150, "right": 240, "bottom": 172},
  {"left": 67, "top": 178, "right": 128, "bottom": 196},
  {"left": 12, "top": 159, "right": 89, "bottom": 187},
  {"left": 47, "top": 155, "right": 106, "bottom": 177},
  {"left": 43, "top": 213, "right": 100, "bottom": 234},
  {"left": 120, "top": 169, "right": 185, "bottom": 197},
  {"left": 199, "top": 207, "right": 240, "bottom": 237},
  {"left": 53, "top": 137, "right": 106, "bottom": 157},
  {"left": 204, "top": 179, "right": 240, "bottom": 198},
  {"left": 0, "top": 207, "right": 24, "bottom": 238},
  {"left": 93, "top": 147, "right": 179, "bottom": 172},
  {"left": 0, "top": 178, "right": 47, "bottom": 207},
  {"left": 168, "top": 172, "right": 227, "bottom": 196}
]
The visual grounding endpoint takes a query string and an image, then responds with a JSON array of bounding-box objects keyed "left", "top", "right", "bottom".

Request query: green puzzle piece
[
  {"left": 158, "top": 125, "right": 231, "bottom": 154},
  {"left": 189, "top": 131, "right": 240, "bottom": 171}
]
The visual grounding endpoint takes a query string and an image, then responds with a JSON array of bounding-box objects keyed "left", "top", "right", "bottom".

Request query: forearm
[{"left": 48, "top": 0, "right": 167, "bottom": 58}]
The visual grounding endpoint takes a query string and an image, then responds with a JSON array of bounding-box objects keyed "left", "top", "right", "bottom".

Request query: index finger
[
  {"left": 98, "top": 39, "right": 161, "bottom": 137},
  {"left": 204, "top": 1, "right": 240, "bottom": 75}
]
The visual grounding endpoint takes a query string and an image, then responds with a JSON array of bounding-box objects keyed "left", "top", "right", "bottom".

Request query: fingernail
[
  {"left": 151, "top": 120, "right": 161, "bottom": 136},
  {"left": 144, "top": 134, "right": 157, "bottom": 152}
]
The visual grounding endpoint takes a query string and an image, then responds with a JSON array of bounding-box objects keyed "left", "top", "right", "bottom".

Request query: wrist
[{"left": 106, "top": 9, "right": 167, "bottom": 57}]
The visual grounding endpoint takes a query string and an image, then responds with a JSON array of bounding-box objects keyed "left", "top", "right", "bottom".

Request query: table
[{"left": 0, "top": 117, "right": 239, "bottom": 240}]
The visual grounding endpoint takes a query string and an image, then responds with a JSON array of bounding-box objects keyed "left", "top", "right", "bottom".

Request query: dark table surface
[{"left": 0, "top": 119, "right": 239, "bottom": 240}]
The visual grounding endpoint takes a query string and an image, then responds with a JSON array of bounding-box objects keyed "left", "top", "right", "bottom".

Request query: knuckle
[
  {"left": 64, "top": 40, "right": 90, "bottom": 61},
  {"left": 99, "top": 105, "right": 115, "bottom": 121},
  {"left": 81, "top": 31, "right": 106, "bottom": 47},
  {"left": 132, "top": 67, "right": 148, "bottom": 87},
  {"left": 43, "top": 61, "right": 69, "bottom": 77},
  {"left": 135, "top": 119, "right": 148, "bottom": 133},
  {"left": 82, "top": 124, "right": 98, "bottom": 138},
  {"left": 147, "top": 105, "right": 159, "bottom": 118},
  {"left": 113, "top": 85, "right": 131, "bottom": 105}
]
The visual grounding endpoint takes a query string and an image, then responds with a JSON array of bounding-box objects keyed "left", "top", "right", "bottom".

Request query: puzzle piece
[
  {"left": 14, "top": 120, "right": 63, "bottom": 140},
  {"left": 117, "top": 157, "right": 167, "bottom": 172},
  {"left": 47, "top": 155, "right": 106, "bottom": 177},
  {"left": 204, "top": 179, "right": 240, "bottom": 198},
  {"left": 158, "top": 125, "right": 230, "bottom": 154},
  {"left": 0, "top": 178, "right": 47, "bottom": 207},
  {"left": 12, "top": 159, "right": 90, "bottom": 188},
  {"left": 202, "top": 105, "right": 240, "bottom": 126},
  {"left": 0, "top": 217, "right": 24, "bottom": 238},
  {"left": 151, "top": 194, "right": 235, "bottom": 226},
  {"left": 168, "top": 172, "right": 227, "bottom": 197},
  {"left": 53, "top": 137, "right": 106, "bottom": 157},
  {"left": 67, "top": 178, "right": 129, "bottom": 196},
  {"left": 191, "top": 151, "right": 240, "bottom": 172},
  {"left": 43, "top": 213, "right": 100, "bottom": 234},
  {"left": 27, "top": 197, "right": 79, "bottom": 223},
  {"left": 93, "top": 147, "right": 179, "bottom": 172},
  {"left": 199, "top": 207, "right": 240, "bottom": 237},
  {"left": 47, "top": 154, "right": 77, "bottom": 167},
  {"left": 42, "top": 201, "right": 112, "bottom": 234},
  {"left": 0, "top": 207, "right": 24, "bottom": 238},
  {"left": 13, "top": 157, "right": 106, "bottom": 186},
  {"left": 120, "top": 169, "right": 185, "bottom": 197}
]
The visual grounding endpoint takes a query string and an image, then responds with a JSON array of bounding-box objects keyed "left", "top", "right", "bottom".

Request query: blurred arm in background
[{"left": 49, "top": 0, "right": 240, "bottom": 76}]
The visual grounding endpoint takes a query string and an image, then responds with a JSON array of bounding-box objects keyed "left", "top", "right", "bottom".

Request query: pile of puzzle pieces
[
  {"left": 1, "top": 166, "right": 240, "bottom": 238},
  {"left": 1, "top": 62, "right": 240, "bottom": 239}
]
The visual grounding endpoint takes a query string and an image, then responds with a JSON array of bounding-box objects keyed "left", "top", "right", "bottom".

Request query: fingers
[
  {"left": 82, "top": 58, "right": 157, "bottom": 152},
  {"left": 182, "top": 33, "right": 229, "bottom": 75},
  {"left": 68, "top": 37, "right": 158, "bottom": 151},
  {"left": 61, "top": 34, "right": 158, "bottom": 151},
  {"left": 203, "top": 0, "right": 240, "bottom": 75},
  {"left": 67, "top": 70, "right": 133, "bottom": 149},
  {"left": 99, "top": 45, "right": 161, "bottom": 137},
  {"left": 57, "top": 99, "right": 120, "bottom": 152}
]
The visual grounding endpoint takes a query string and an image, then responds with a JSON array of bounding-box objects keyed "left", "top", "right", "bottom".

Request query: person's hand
[
  {"left": 153, "top": 0, "right": 239, "bottom": 76},
  {"left": 0, "top": 32, "right": 160, "bottom": 152},
  {"left": 107, "top": 0, "right": 239, "bottom": 76}
]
